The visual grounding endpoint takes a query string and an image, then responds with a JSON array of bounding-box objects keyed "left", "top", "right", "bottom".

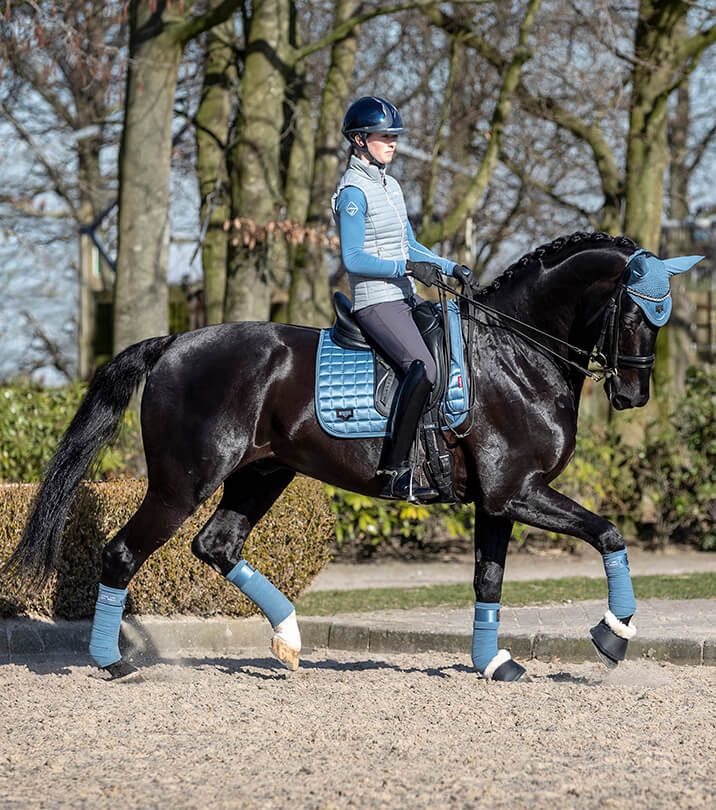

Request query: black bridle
[
  {"left": 588, "top": 281, "right": 656, "bottom": 378},
  {"left": 431, "top": 273, "right": 656, "bottom": 385}
]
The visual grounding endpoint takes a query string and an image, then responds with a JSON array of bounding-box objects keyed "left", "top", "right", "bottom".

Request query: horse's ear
[
  {"left": 663, "top": 255, "right": 704, "bottom": 276},
  {"left": 624, "top": 248, "right": 650, "bottom": 280}
]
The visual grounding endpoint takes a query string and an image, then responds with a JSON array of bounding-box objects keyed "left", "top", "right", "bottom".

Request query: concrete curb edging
[
  {"left": 299, "top": 618, "right": 712, "bottom": 666},
  {"left": 0, "top": 616, "right": 269, "bottom": 663},
  {"left": 1, "top": 613, "right": 713, "bottom": 667}
]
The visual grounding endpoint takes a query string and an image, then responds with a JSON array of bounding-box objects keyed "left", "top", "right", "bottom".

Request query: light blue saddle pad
[{"left": 315, "top": 300, "right": 469, "bottom": 438}]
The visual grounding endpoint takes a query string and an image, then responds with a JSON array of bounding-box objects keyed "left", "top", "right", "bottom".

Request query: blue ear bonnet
[{"left": 624, "top": 248, "right": 704, "bottom": 327}]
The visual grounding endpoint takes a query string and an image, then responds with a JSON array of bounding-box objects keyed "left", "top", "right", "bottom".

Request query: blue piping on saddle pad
[{"left": 315, "top": 300, "right": 470, "bottom": 439}]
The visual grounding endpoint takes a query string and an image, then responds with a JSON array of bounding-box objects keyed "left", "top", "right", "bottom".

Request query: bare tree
[
  {"left": 419, "top": 0, "right": 542, "bottom": 245},
  {"left": 195, "top": 13, "right": 238, "bottom": 324},
  {"left": 287, "top": 0, "right": 360, "bottom": 326},
  {"left": 113, "top": 0, "right": 242, "bottom": 355},
  {"left": 429, "top": 1, "right": 715, "bottom": 249},
  {"left": 0, "top": 0, "right": 127, "bottom": 378}
]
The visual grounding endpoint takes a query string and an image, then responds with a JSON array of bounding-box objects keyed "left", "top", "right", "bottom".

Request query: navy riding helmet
[
  {"left": 341, "top": 96, "right": 405, "bottom": 139},
  {"left": 342, "top": 96, "right": 405, "bottom": 167}
]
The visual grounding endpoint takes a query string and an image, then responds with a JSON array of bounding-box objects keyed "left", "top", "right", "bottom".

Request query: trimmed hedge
[
  {"left": 0, "top": 380, "right": 143, "bottom": 482},
  {"left": 0, "top": 477, "right": 333, "bottom": 619}
]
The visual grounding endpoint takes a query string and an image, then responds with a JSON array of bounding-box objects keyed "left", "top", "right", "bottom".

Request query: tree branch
[
  {"left": 519, "top": 90, "right": 622, "bottom": 200},
  {"left": 0, "top": 194, "right": 73, "bottom": 219},
  {"left": 422, "top": 1, "right": 623, "bottom": 207},
  {"left": 474, "top": 182, "right": 526, "bottom": 277},
  {"left": 2, "top": 47, "right": 77, "bottom": 128},
  {"left": 418, "top": 4, "right": 505, "bottom": 69},
  {"left": 687, "top": 118, "right": 716, "bottom": 175},
  {"left": 172, "top": 0, "right": 243, "bottom": 44},
  {"left": 673, "top": 20, "right": 716, "bottom": 66},
  {"left": 0, "top": 101, "right": 78, "bottom": 217},
  {"left": 499, "top": 150, "right": 599, "bottom": 224},
  {"left": 21, "top": 310, "right": 73, "bottom": 382},
  {"left": 293, "top": 0, "right": 489, "bottom": 63},
  {"left": 695, "top": 201, "right": 716, "bottom": 218},
  {"left": 420, "top": 0, "right": 542, "bottom": 244}
]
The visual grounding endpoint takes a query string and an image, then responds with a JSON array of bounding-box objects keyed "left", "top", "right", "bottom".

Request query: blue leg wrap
[
  {"left": 89, "top": 584, "right": 127, "bottom": 668},
  {"left": 226, "top": 560, "right": 294, "bottom": 629},
  {"left": 603, "top": 549, "right": 637, "bottom": 619},
  {"left": 472, "top": 602, "right": 500, "bottom": 672}
]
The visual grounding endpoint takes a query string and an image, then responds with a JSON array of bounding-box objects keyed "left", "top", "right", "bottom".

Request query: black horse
[{"left": 5, "top": 231, "right": 670, "bottom": 679}]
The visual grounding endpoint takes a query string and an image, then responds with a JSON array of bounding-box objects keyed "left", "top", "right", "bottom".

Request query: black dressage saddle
[{"left": 329, "top": 291, "right": 450, "bottom": 416}]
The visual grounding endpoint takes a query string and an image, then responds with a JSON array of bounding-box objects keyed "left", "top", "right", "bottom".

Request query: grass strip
[{"left": 296, "top": 571, "right": 716, "bottom": 616}]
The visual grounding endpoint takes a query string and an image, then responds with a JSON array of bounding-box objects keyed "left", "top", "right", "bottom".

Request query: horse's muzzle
[{"left": 606, "top": 378, "right": 649, "bottom": 410}]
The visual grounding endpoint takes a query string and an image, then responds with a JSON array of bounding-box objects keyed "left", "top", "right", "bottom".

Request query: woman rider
[{"left": 332, "top": 96, "right": 478, "bottom": 502}]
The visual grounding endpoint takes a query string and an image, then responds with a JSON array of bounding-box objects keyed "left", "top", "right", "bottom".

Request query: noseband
[{"left": 589, "top": 282, "right": 656, "bottom": 379}]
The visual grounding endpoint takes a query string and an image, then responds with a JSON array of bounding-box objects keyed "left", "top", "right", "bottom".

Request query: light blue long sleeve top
[{"left": 335, "top": 186, "right": 457, "bottom": 279}]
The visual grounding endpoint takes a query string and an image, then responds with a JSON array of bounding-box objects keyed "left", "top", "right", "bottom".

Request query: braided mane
[{"left": 476, "top": 230, "right": 638, "bottom": 296}]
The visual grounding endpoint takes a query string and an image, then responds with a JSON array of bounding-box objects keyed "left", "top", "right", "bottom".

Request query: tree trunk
[
  {"left": 195, "top": 18, "right": 237, "bottom": 324},
  {"left": 287, "top": 0, "right": 359, "bottom": 327},
  {"left": 623, "top": 1, "right": 689, "bottom": 251},
  {"left": 660, "top": 56, "right": 697, "bottom": 400},
  {"left": 419, "top": 0, "right": 541, "bottom": 245},
  {"left": 306, "top": 0, "right": 359, "bottom": 227},
  {"left": 623, "top": 4, "right": 701, "bottom": 422},
  {"left": 226, "top": 0, "right": 290, "bottom": 323},
  {"left": 279, "top": 67, "right": 317, "bottom": 324},
  {"left": 421, "top": 36, "right": 460, "bottom": 233},
  {"left": 271, "top": 4, "right": 313, "bottom": 324},
  {"left": 76, "top": 139, "right": 105, "bottom": 378},
  {"left": 114, "top": 2, "right": 182, "bottom": 353}
]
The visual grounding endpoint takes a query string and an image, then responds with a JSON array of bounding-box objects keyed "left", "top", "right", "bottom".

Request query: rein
[{"left": 430, "top": 273, "right": 656, "bottom": 385}]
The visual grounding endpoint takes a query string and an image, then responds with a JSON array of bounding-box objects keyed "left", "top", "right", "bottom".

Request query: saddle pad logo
[
  {"left": 345, "top": 201, "right": 359, "bottom": 216},
  {"left": 336, "top": 408, "right": 354, "bottom": 421}
]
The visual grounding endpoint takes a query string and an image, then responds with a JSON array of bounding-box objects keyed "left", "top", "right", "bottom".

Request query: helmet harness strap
[{"left": 352, "top": 133, "right": 386, "bottom": 171}]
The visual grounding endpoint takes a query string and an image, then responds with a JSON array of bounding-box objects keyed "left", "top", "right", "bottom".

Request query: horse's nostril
[{"left": 611, "top": 394, "right": 630, "bottom": 410}]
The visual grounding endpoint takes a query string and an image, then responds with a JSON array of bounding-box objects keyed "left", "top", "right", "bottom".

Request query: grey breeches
[{"left": 353, "top": 296, "right": 437, "bottom": 385}]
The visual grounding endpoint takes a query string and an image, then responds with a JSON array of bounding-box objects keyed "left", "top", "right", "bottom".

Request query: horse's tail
[{"left": 2, "top": 334, "right": 179, "bottom": 586}]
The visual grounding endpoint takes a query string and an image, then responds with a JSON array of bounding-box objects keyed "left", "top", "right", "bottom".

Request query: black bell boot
[{"left": 379, "top": 360, "right": 439, "bottom": 503}]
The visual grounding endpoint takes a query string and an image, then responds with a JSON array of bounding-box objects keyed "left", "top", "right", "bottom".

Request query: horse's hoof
[
  {"left": 95, "top": 660, "right": 143, "bottom": 682},
  {"left": 591, "top": 639, "right": 619, "bottom": 670},
  {"left": 491, "top": 658, "right": 526, "bottom": 682},
  {"left": 590, "top": 616, "right": 631, "bottom": 669},
  {"left": 271, "top": 636, "right": 300, "bottom": 671},
  {"left": 479, "top": 649, "right": 525, "bottom": 682}
]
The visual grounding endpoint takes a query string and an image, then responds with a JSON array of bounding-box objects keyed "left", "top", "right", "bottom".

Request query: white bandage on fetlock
[
  {"left": 482, "top": 649, "right": 512, "bottom": 680},
  {"left": 273, "top": 610, "right": 301, "bottom": 651},
  {"left": 604, "top": 610, "right": 637, "bottom": 640}
]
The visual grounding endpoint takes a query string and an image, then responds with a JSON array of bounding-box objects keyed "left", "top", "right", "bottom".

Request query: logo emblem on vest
[{"left": 345, "top": 201, "right": 359, "bottom": 216}]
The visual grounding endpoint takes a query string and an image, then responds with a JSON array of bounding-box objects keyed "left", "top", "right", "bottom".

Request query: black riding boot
[{"left": 379, "top": 360, "right": 439, "bottom": 502}]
